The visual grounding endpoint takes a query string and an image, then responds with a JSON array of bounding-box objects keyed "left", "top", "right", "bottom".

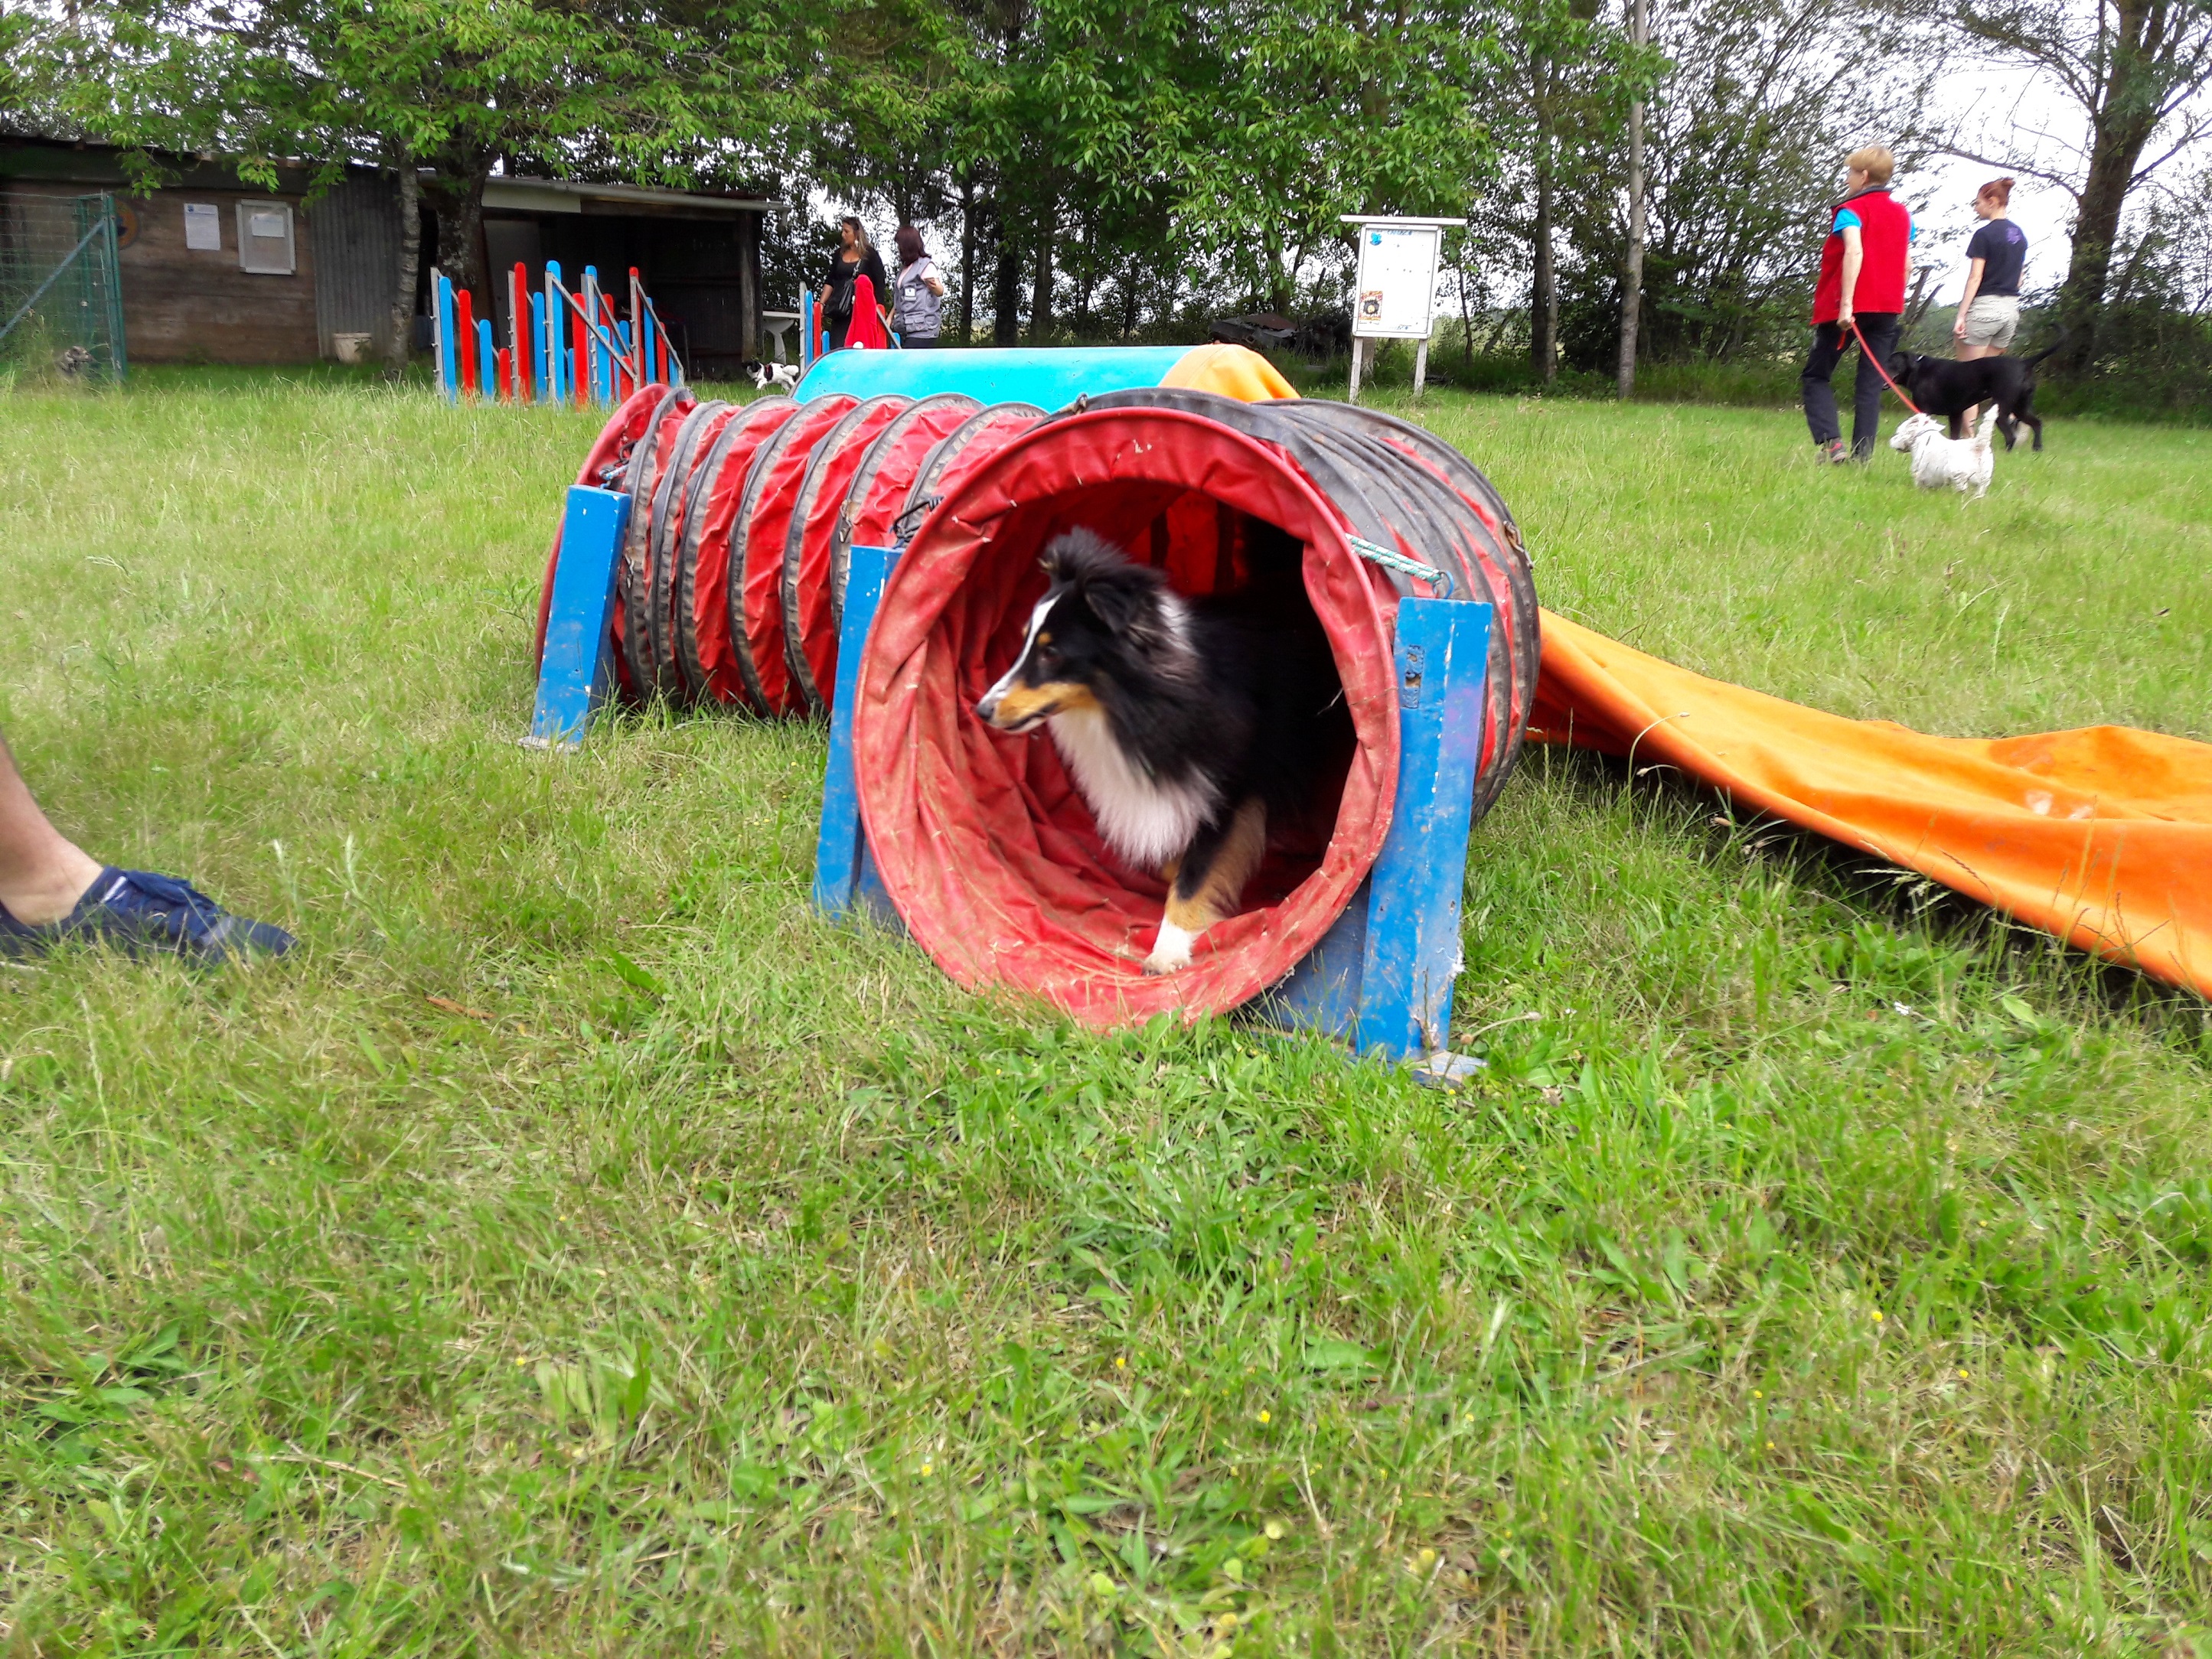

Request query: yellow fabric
[
  {"left": 1163, "top": 343, "right": 1300, "bottom": 402},
  {"left": 1531, "top": 608, "right": 2212, "bottom": 997}
]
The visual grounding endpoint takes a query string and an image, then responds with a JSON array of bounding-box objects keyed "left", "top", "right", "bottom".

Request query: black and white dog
[
  {"left": 743, "top": 358, "right": 801, "bottom": 393},
  {"left": 975, "top": 527, "right": 1352, "bottom": 973}
]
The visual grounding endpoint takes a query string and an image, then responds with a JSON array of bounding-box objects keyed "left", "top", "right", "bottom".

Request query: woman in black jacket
[{"left": 815, "top": 217, "right": 889, "bottom": 352}]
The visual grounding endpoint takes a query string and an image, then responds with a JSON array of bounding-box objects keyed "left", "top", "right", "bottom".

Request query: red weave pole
[
  {"left": 1850, "top": 317, "right": 1923, "bottom": 416},
  {"left": 571, "top": 291, "right": 589, "bottom": 407},
  {"left": 512, "top": 263, "right": 532, "bottom": 403},
  {"left": 496, "top": 345, "right": 512, "bottom": 403},
  {"left": 601, "top": 293, "right": 628, "bottom": 399},
  {"left": 455, "top": 285, "right": 478, "bottom": 399}
]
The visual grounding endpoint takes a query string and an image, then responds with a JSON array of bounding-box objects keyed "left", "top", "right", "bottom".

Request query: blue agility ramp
[{"left": 793, "top": 344, "right": 1293, "bottom": 409}]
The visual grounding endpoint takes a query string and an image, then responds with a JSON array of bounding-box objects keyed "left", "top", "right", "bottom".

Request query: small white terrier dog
[
  {"left": 745, "top": 359, "right": 801, "bottom": 393},
  {"left": 1889, "top": 409, "right": 1994, "bottom": 497}
]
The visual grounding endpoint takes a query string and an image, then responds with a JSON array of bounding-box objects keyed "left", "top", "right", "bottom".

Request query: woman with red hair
[{"left": 1954, "top": 178, "right": 2027, "bottom": 362}]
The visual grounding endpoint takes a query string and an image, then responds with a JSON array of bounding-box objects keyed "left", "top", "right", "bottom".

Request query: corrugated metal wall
[{"left": 308, "top": 174, "right": 401, "bottom": 357}]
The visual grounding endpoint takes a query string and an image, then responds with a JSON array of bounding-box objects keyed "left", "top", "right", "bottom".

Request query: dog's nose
[{"left": 974, "top": 690, "right": 1000, "bottom": 723}]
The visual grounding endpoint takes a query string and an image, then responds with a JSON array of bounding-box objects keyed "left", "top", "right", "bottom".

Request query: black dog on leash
[{"left": 1885, "top": 335, "right": 2066, "bottom": 451}]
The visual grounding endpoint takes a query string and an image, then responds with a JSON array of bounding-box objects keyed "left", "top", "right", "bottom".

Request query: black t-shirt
[
  {"left": 823, "top": 246, "right": 889, "bottom": 318},
  {"left": 1966, "top": 219, "right": 2027, "bottom": 297}
]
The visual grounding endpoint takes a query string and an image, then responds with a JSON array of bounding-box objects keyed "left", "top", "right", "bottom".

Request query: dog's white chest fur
[{"left": 1046, "top": 705, "right": 1219, "bottom": 869}]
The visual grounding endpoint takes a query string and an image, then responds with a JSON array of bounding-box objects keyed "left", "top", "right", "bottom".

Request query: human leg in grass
[
  {"left": 1801, "top": 312, "right": 1901, "bottom": 463},
  {"left": 0, "top": 728, "right": 292, "bottom": 961},
  {"left": 1800, "top": 321, "right": 1854, "bottom": 463}
]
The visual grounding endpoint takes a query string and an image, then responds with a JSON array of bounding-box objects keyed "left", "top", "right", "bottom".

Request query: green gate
[{"left": 0, "top": 191, "right": 127, "bottom": 386}]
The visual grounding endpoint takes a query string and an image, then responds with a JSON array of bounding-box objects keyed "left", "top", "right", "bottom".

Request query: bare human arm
[
  {"left": 1953, "top": 256, "right": 1986, "bottom": 341},
  {"left": 1836, "top": 225, "right": 1864, "bottom": 329}
]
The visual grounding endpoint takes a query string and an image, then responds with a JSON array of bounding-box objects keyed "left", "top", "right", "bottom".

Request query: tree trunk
[
  {"left": 1121, "top": 269, "right": 1140, "bottom": 340},
  {"left": 958, "top": 174, "right": 977, "bottom": 344},
  {"left": 1030, "top": 202, "right": 1056, "bottom": 340},
  {"left": 424, "top": 161, "right": 489, "bottom": 311},
  {"left": 992, "top": 206, "right": 1022, "bottom": 346},
  {"left": 1457, "top": 240, "right": 1475, "bottom": 368},
  {"left": 1530, "top": 77, "right": 1558, "bottom": 383},
  {"left": 2054, "top": 115, "right": 2155, "bottom": 373},
  {"left": 384, "top": 159, "right": 421, "bottom": 374},
  {"left": 1617, "top": 0, "right": 1648, "bottom": 398}
]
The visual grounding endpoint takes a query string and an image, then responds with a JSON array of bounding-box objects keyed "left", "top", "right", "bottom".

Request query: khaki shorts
[{"left": 1960, "top": 295, "right": 2019, "bottom": 349}]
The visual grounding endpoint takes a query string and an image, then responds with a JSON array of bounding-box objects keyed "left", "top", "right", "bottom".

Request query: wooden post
[
  {"left": 628, "top": 266, "right": 644, "bottom": 389},
  {"left": 1347, "top": 336, "right": 1364, "bottom": 404},
  {"left": 527, "top": 487, "right": 632, "bottom": 748},
  {"left": 1617, "top": 0, "right": 1649, "bottom": 399},
  {"left": 1413, "top": 337, "right": 1429, "bottom": 400}
]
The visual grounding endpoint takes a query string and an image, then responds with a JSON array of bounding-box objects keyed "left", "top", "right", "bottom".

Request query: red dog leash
[{"left": 1849, "top": 316, "right": 1924, "bottom": 416}]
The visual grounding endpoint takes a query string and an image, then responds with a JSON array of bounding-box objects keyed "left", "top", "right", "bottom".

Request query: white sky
[{"left": 1910, "top": 66, "right": 2081, "bottom": 303}]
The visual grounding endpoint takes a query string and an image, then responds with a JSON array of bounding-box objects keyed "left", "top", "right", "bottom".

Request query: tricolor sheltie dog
[{"left": 976, "top": 526, "right": 1353, "bottom": 973}]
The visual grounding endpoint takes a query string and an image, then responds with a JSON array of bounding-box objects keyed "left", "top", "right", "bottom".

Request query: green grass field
[{"left": 2, "top": 369, "right": 2209, "bottom": 1657}]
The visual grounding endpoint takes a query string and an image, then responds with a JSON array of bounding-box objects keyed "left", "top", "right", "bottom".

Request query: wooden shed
[{"left": 1, "top": 135, "right": 772, "bottom": 372}]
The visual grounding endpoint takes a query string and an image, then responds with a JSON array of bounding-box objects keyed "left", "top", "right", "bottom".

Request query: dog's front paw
[{"left": 1144, "top": 921, "right": 1196, "bottom": 975}]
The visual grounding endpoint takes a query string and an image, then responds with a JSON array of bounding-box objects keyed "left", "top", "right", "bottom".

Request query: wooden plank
[
  {"left": 814, "top": 543, "right": 899, "bottom": 919},
  {"left": 529, "top": 487, "right": 631, "bottom": 748},
  {"left": 1353, "top": 598, "right": 1494, "bottom": 1059}
]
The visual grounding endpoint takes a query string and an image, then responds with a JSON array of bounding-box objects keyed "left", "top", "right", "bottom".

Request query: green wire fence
[{"left": 0, "top": 192, "right": 127, "bottom": 386}]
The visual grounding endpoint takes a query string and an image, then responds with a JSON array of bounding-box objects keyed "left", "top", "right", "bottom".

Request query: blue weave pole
[
  {"left": 436, "top": 275, "right": 458, "bottom": 403},
  {"left": 528, "top": 487, "right": 632, "bottom": 748}
]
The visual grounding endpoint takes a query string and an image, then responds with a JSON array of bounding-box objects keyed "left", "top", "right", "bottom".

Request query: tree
[
  {"left": 1478, "top": 0, "right": 1634, "bottom": 381},
  {"left": 1555, "top": 0, "right": 1936, "bottom": 370},
  {"left": 1940, "top": 0, "right": 2212, "bottom": 370}
]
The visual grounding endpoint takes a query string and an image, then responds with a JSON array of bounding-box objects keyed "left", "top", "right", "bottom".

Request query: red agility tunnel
[
  {"left": 850, "top": 392, "right": 1535, "bottom": 1025},
  {"left": 538, "top": 385, "right": 1535, "bottom": 1027}
]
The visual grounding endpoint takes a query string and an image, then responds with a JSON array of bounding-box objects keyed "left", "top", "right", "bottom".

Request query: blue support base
[
  {"left": 527, "top": 486, "right": 631, "bottom": 748},
  {"left": 809, "top": 560, "right": 1493, "bottom": 1074},
  {"left": 812, "top": 543, "right": 906, "bottom": 932},
  {"left": 1258, "top": 597, "right": 1493, "bottom": 1064}
]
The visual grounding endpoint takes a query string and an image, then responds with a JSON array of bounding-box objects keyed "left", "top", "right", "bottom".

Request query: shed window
[{"left": 237, "top": 200, "right": 296, "bottom": 275}]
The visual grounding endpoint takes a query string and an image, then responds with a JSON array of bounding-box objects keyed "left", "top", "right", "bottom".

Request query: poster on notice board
[{"left": 1352, "top": 223, "right": 1441, "bottom": 339}]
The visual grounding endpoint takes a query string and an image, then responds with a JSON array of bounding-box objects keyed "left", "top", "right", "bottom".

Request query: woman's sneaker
[{"left": 0, "top": 868, "right": 292, "bottom": 963}]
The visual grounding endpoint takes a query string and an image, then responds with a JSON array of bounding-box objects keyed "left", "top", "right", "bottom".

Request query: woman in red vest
[{"left": 1803, "top": 146, "right": 1913, "bottom": 463}]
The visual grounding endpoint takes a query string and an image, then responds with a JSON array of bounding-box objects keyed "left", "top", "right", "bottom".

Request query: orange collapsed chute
[{"left": 1530, "top": 608, "right": 2212, "bottom": 997}]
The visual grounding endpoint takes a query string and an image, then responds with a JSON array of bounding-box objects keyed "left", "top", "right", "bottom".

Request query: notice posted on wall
[
  {"left": 1352, "top": 223, "right": 1441, "bottom": 339},
  {"left": 184, "top": 203, "right": 221, "bottom": 251}
]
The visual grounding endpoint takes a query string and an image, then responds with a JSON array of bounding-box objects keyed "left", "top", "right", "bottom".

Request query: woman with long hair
[
  {"left": 891, "top": 225, "right": 948, "bottom": 348},
  {"left": 814, "top": 216, "right": 889, "bottom": 352}
]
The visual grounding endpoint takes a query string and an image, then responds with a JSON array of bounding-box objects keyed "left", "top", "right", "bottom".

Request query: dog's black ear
[{"left": 1080, "top": 572, "right": 1156, "bottom": 637}]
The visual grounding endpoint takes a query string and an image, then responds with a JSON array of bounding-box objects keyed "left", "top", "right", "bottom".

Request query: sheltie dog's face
[{"left": 974, "top": 530, "right": 1179, "bottom": 733}]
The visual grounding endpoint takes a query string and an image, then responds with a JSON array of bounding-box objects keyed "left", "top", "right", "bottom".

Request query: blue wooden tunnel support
[{"left": 527, "top": 485, "right": 631, "bottom": 749}]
